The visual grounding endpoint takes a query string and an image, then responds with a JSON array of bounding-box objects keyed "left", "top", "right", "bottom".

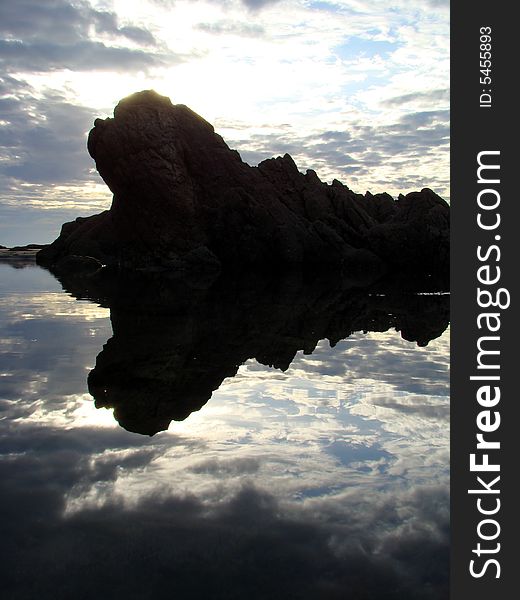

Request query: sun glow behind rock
[{"left": 1, "top": 0, "right": 449, "bottom": 245}]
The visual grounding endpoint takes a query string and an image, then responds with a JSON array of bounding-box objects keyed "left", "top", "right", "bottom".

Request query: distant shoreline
[{"left": 0, "top": 245, "right": 46, "bottom": 264}]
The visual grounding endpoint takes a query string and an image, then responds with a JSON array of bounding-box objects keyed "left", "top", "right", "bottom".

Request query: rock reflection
[{"left": 54, "top": 269, "right": 449, "bottom": 435}]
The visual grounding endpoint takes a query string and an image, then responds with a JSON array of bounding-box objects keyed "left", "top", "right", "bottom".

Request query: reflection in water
[
  {"left": 57, "top": 268, "right": 449, "bottom": 435},
  {"left": 0, "top": 264, "right": 449, "bottom": 599}
]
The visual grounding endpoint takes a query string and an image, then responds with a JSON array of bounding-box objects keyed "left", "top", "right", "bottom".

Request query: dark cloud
[
  {"left": 0, "top": 0, "right": 157, "bottom": 47},
  {"left": 0, "top": 424, "right": 155, "bottom": 461},
  {"left": 119, "top": 25, "right": 157, "bottom": 46},
  {"left": 370, "top": 397, "right": 450, "bottom": 420},
  {"left": 326, "top": 440, "right": 392, "bottom": 467},
  {"left": 0, "top": 39, "right": 163, "bottom": 73},
  {"left": 424, "top": 0, "right": 449, "bottom": 6},
  {"left": 317, "top": 111, "right": 449, "bottom": 160},
  {"left": 229, "top": 108, "right": 449, "bottom": 195},
  {"left": 398, "top": 109, "right": 449, "bottom": 128},
  {"left": 0, "top": 422, "right": 449, "bottom": 599},
  {"left": 0, "top": 86, "right": 100, "bottom": 186},
  {"left": 385, "top": 89, "right": 449, "bottom": 107},
  {"left": 319, "top": 129, "right": 352, "bottom": 142},
  {"left": 0, "top": 0, "right": 169, "bottom": 75},
  {"left": 189, "top": 456, "right": 261, "bottom": 476},
  {"left": 0, "top": 0, "right": 92, "bottom": 44}
]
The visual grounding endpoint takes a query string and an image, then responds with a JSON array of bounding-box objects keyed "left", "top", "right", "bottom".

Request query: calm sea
[{"left": 0, "top": 262, "right": 449, "bottom": 599}]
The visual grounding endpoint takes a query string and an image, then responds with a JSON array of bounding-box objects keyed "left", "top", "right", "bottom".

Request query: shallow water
[{"left": 0, "top": 263, "right": 449, "bottom": 599}]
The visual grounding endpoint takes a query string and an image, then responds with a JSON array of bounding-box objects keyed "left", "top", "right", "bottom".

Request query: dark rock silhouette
[
  {"left": 37, "top": 90, "right": 449, "bottom": 282},
  {"left": 54, "top": 268, "right": 449, "bottom": 435}
]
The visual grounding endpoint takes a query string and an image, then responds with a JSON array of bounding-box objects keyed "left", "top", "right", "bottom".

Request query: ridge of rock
[{"left": 37, "top": 90, "right": 449, "bottom": 282}]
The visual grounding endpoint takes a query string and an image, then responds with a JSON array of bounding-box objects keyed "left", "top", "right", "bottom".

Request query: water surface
[{"left": 0, "top": 263, "right": 449, "bottom": 599}]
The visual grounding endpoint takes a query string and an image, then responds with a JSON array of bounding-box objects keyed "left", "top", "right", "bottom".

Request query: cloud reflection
[
  {"left": 0, "top": 421, "right": 448, "bottom": 599},
  {"left": 0, "top": 267, "right": 449, "bottom": 598}
]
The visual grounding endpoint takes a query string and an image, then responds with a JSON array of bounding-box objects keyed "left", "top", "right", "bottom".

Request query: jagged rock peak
[{"left": 37, "top": 90, "right": 449, "bottom": 285}]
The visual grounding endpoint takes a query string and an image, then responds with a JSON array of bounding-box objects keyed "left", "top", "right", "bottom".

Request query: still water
[{"left": 0, "top": 262, "right": 449, "bottom": 599}]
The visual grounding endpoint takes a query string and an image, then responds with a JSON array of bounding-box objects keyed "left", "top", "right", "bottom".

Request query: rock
[
  {"left": 37, "top": 90, "right": 449, "bottom": 282},
  {"left": 367, "top": 188, "right": 450, "bottom": 274},
  {"left": 52, "top": 255, "right": 104, "bottom": 276}
]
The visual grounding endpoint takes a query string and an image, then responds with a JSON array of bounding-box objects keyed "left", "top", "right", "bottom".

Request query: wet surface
[{"left": 0, "top": 263, "right": 449, "bottom": 599}]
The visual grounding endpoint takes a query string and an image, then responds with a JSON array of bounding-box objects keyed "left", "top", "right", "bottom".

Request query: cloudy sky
[{"left": 0, "top": 0, "right": 449, "bottom": 246}]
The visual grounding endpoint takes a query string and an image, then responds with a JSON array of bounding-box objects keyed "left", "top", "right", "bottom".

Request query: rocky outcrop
[
  {"left": 37, "top": 90, "right": 449, "bottom": 282},
  {"left": 53, "top": 268, "right": 449, "bottom": 435}
]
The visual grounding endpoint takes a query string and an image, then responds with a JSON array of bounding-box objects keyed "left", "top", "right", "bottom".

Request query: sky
[{"left": 0, "top": 0, "right": 449, "bottom": 246}]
